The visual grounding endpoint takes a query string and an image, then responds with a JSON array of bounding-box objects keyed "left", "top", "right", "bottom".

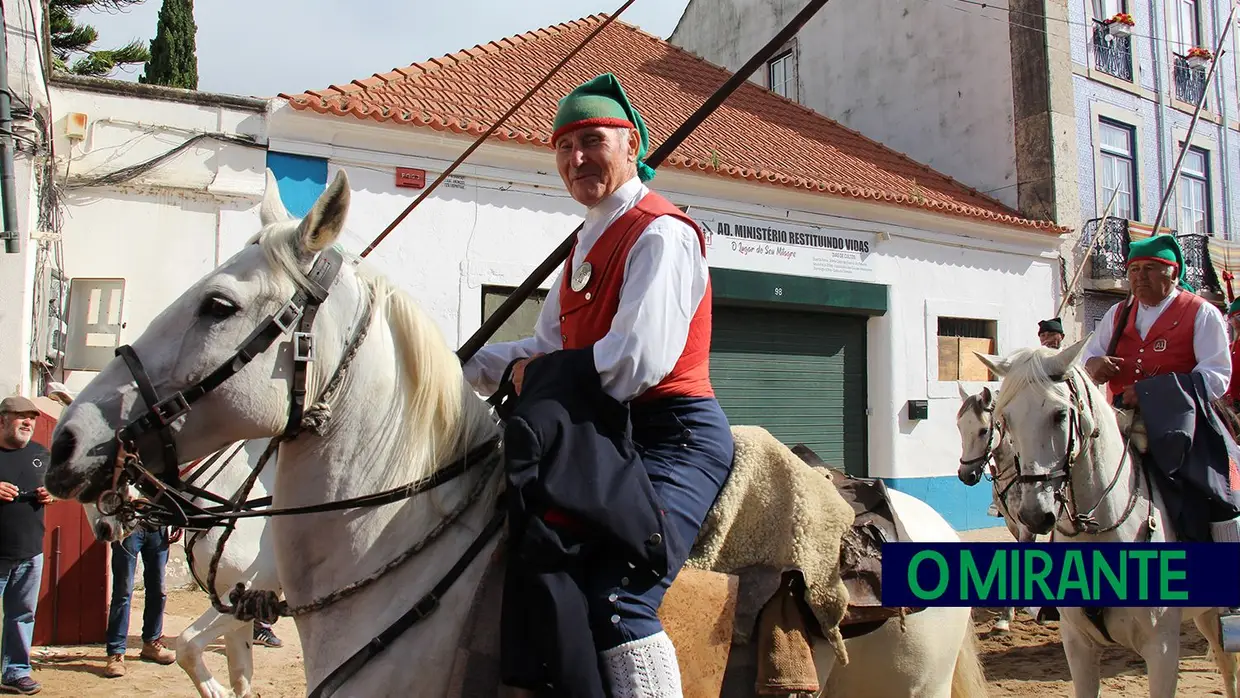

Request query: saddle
[
  {"left": 444, "top": 435, "right": 920, "bottom": 698},
  {"left": 790, "top": 444, "right": 923, "bottom": 630}
]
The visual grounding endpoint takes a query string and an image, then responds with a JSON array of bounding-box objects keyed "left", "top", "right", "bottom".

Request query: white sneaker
[{"left": 987, "top": 504, "right": 1000, "bottom": 517}]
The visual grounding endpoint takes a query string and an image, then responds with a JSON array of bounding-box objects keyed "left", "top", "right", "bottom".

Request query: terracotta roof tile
[{"left": 279, "top": 15, "right": 1067, "bottom": 234}]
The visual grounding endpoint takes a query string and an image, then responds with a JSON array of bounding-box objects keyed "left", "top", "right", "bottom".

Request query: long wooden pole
[
  {"left": 456, "top": 0, "right": 836, "bottom": 363},
  {"left": 359, "top": 0, "right": 640, "bottom": 259}
]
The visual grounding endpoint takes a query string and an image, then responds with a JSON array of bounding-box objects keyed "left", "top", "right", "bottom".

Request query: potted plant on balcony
[
  {"left": 1106, "top": 12, "right": 1135, "bottom": 38},
  {"left": 1187, "top": 46, "right": 1213, "bottom": 68}
]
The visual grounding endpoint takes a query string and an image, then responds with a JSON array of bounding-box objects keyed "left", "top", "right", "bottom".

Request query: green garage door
[{"left": 710, "top": 305, "right": 868, "bottom": 476}]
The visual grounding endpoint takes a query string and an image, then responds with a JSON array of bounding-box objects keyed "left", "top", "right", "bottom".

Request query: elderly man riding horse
[
  {"left": 464, "top": 73, "right": 734, "bottom": 697},
  {"left": 1080, "top": 234, "right": 1240, "bottom": 630}
]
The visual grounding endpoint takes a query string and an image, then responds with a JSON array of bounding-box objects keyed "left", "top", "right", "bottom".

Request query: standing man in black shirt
[{"left": 0, "top": 396, "right": 51, "bottom": 695}]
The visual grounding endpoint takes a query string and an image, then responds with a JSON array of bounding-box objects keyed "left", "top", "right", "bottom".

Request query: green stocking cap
[
  {"left": 1127, "top": 234, "right": 1194, "bottom": 292},
  {"left": 1229, "top": 297, "right": 1240, "bottom": 317},
  {"left": 1038, "top": 317, "right": 1064, "bottom": 334},
  {"left": 552, "top": 73, "right": 656, "bottom": 182}
]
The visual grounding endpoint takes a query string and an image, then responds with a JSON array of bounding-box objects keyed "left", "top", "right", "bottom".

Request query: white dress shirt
[
  {"left": 463, "top": 176, "right": 710, "bottom": 403},
  {"left": 1081, "top": 287, "right": 1232, "bottom": 400}
]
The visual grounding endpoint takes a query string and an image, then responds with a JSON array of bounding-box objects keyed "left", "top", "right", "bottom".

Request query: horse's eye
[
  {"left": 199, "top": 296, "right": 239, "bottom": 319},
  {"left": 978, "top": 428, "right": 987, "bottom": 437},
  {"left": 1054, "top": 410, "right": 1068, "bottom": 425}
]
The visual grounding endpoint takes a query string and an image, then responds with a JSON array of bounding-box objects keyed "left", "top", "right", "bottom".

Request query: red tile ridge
[{"left": 275, "top": 14, "right": 1070, "bottom": 235}]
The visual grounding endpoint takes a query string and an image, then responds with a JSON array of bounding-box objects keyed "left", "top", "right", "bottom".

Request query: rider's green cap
[
  {"left": 1037, "top": 317, "right": 1063, "bottom": 334},
  {"left": 1229, "top": 297, "right": 1240, "bottom": 317},
  {"left": 1127, "top": 234, "right": 1193, "bottom": 292},
  {"left": 552, "top": 73, "right": 655, "bottom": 182}
]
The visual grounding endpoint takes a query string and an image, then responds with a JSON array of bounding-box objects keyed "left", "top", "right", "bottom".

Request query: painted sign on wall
[{"left": 684, "top": 208, "right": 877, "bottom": 282}]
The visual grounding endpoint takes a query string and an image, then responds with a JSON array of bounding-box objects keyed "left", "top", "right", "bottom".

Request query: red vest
[
  {"left": 558, "top": 191, "right": 714, "bottom": 402},
  {"left": 1108, "top": 291, "right": 1204, "bottom": 396}
]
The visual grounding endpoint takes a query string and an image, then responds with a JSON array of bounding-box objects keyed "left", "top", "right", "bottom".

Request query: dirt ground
[
  {"left": 24, "top": 588, "right": 1235, "bottom": 696},
  {"left": 975, "top": 607, "right": 1227, "bottom": 696}
]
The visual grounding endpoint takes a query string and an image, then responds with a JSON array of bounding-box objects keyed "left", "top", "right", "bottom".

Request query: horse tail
[{"left": 951, "top": 621, "right": 988, "bottom": 698}]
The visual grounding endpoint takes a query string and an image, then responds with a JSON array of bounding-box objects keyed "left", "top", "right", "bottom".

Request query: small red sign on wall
[{"left": 396, "top": 167, "right": 426, "bottom": 189}]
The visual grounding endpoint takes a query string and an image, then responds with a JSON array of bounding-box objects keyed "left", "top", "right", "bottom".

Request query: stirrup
[{"left": 1220, "top": 609, "right": 1240, "bottom": 653}]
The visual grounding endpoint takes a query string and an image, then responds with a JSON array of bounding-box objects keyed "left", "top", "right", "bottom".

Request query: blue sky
[{"left": 76, "top": 0, "right": 693, "bottom": 98}]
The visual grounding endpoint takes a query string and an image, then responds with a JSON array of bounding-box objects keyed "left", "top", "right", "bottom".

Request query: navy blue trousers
[{"left": 584, "top": 396, "right": 734, "bottom": 650}]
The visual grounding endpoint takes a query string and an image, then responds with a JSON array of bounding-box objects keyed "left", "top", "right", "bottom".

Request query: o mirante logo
[{"left": 882, "top": 543, "right": 1240, "bottom": 607}]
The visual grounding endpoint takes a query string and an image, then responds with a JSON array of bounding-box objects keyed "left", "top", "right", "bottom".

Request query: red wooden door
[{"left": 30, "top": 406, "right": 110, "bottom": 646}]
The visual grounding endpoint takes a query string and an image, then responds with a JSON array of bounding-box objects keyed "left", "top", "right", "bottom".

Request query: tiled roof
[{"left": 278, "top": 15, "right": 1066, "bottom": 234}]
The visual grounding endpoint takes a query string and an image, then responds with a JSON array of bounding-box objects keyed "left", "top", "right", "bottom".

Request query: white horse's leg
[
  {"left": 1140, "top": 613, "right": 1183, "bottom": 698},
  {"left": 1195, "top": 610, "right": 1239, "bottom": 698},
  {"left": 224, "top": 623, "right": 256, "bottom": 698},
  {"left": 994, "top": 606, "right": 1014, "bottom": 632},
  {"left": 1059, "top": 616, "right": 1102, "bottom": 698},
  {"left": 177, "top": 609, "right": 245, "bottom": 698}
]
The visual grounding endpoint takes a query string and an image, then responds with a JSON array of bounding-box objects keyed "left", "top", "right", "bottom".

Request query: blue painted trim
[
  {"left": 266, "top": 152, "right": 328, "bottom": 219},
  {"left": 881, "top": 474, "right": 1000, "bottom": 532}
]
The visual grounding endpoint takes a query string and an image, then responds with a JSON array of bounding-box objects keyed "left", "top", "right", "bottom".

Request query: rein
[
  {"left": 1005, "top": 367, "right": 1153, "bottom": 538},
  {"left": 93, "top": 243, "right": 510, "bottom": 698}
]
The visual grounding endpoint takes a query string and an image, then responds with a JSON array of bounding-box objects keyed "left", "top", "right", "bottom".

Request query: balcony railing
[
  {"left": 1081, "top": 216, "right": 1131, "bottom": 282},
  {"left": 1177, "top": 233, "right": 1223, "bottom": 295},
  {"left": 1080, "top": 217, "right": 1223, "bottom": 297},
  {"left": 1092, "top": 22, "right": 1133, "bottom": 82},
  {"left": 1173, "top": 55, "right": 1208, "bottom": 105}
]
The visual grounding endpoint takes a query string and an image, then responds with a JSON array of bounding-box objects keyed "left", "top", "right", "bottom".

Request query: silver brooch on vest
[{"left": 570, "top": 261, "right": 593, "bottom": 293}]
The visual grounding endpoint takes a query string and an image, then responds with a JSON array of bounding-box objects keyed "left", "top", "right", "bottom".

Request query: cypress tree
[{"left": 140, "top": 0, "right": 198, "bottom": 89}]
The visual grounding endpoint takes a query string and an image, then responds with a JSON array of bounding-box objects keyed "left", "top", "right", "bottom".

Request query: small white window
[
  {"left": 767, "top": 51, "right": 795, "bottom": 99},
  {"left": 1178, "top": 145, "right": 1210, "bottom": 234},
  {"left": 1099, "top": 119, "right": 1137, "bottom": 220}
]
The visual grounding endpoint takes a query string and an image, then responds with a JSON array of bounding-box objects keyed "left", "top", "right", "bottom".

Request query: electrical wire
[{"left": 65, "top": 132, "right": 264, "bottom": 190}]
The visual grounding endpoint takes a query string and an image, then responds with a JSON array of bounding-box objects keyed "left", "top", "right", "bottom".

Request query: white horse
[
  {"left": 43, "top": 170, "right": 986, "bottom": 697},
  {"left": 82, "top": 439, "right": 281, "bottom": 698},
  {"left": 976, "top": 339, "right": 1239, "bottom": 698},
  {"left": 955, "top": 384, "right": 1035, "bottom": 633}
]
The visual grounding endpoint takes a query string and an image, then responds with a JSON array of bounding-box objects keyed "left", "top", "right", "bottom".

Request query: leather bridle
[
  {"left": 101, "top": 246, "right": 345, "bottom": 516},
  {"left": 1000, "top": 367, "right": 1151, "bottom": 538}
]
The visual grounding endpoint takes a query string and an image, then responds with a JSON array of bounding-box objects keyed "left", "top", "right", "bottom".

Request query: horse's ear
[
  {"left": 259, "top": 168, "right": 291, "bottom": 227},
  {"left": 957, "top": 383, "right": 970, "bottom": 401},
  {"left": 1045, "top": 335, "right": 1091, "bottom": 377},
  {"left": 980, "top": 386, "right": 994, "bottom": 407},
  {"left": 296, "top": 170, "right": 350, "bottom": 255},
  {"left": 974, "top": 352, "right": 1010, "bottom": 378}
]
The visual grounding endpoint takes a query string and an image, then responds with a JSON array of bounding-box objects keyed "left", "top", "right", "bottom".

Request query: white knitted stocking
[{"left": 598, "top": 631, "right": 684, "bottom": 698}]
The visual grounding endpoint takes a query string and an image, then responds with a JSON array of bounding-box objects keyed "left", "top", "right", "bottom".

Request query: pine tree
[
  {"left": 139, "top": 0, "right": 198, "bottom": 89},
  {"left": 50, "top": 0, "right": 151, "bottom": 77}
]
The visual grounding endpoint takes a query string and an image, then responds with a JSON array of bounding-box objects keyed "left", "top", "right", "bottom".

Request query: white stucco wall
[
  {"left": 0, "top": 0, "right": 51, "bottom": 397},
  {"left": 268, "top": 107, "right": 1061, "bottom": 501},
  {"left": 668, "top": 0, "right": 1020, "bottom": 210},
  {"left": 46, "top": 81, "right": 270, "bottom": 394}
]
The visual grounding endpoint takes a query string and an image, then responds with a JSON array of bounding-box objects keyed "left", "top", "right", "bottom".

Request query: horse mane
[
  {"left": 253, "top": 222, "right": 494, "bottom": 490},
  {"left": 990, "top": 345, "right": 1078, "bottom": 416}
]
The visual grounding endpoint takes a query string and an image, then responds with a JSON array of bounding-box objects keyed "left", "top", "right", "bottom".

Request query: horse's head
[
  {"left": 975, "top": 336, "right": 1103, "bottom": 535},
  {"left": 46, "top": 168, "right": 360, "bottom": 503},
  {"left": 955, "top": 384, "right": 997, "bottom": 486}
]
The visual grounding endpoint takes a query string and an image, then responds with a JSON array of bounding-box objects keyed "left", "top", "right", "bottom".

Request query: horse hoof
[{"left": 993, "top": 620, "right": 1011, "bottom": 632}]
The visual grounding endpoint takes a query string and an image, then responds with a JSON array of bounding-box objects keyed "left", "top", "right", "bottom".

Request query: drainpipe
[
  {"left": 0, "top": 3, "right": 19, "bottom": 254},
  {"left": 1214, "top": 4, "right": 1234, "bottom": 240}
]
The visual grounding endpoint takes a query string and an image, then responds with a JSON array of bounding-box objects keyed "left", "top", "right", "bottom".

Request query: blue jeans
[
  {"left": 105, "top": 526, "right": 169, "bottom": 656},
  {"left": 0, "top": 555, "right": 42, "bottom": 682},
  {"left": 585, "top": 396, "right": 735, "bottom": 649}
]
